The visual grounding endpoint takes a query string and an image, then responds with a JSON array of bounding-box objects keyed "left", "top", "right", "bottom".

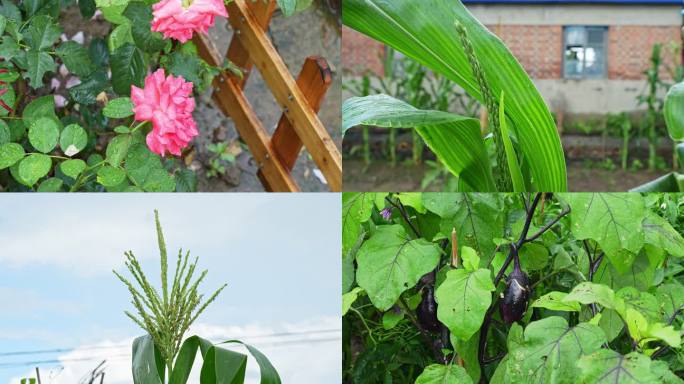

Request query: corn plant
[
  {"left": 637, "top": 44, "right": 667, "bottom": 171},
  {"left": 115, "top": 211, "right": 281, "bottom": 384},
  {"left": 341, "top": 0, "right": 567, "bottom": 192}
]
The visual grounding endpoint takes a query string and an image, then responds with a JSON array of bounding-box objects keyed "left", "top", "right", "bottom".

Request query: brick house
[{"left": 342, "top": 0, "right": 683, "bottom": 116}]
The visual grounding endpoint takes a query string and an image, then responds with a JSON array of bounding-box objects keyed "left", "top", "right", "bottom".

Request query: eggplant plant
[
  {"left": 115, "top": 211, "right": 281, "bottom": 384},
  {"left": 341, "top": 0, "right": 567, "bottom": 192},
  {"left": 343, "top": 192, "right": 684, "bottom": 383}
]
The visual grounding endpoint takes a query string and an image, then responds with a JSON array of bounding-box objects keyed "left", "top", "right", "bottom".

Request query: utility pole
[{"left": 35, "top": 367, "right": 41, "bottom": 384}]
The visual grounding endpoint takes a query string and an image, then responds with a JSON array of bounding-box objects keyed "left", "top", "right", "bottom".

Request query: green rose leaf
[
  {"left": 0, "top": 142, "right": 25, "bottom": 169},
  {"left": 123, "top": 1, "right": 166, "bottom": 53},
  {"left": 356, "top": 224, "right": 441, "bottom": 311},
  {"left": 68, "top": 70, "right": 109, "bottom": 105},
  {"left": 28, "top": 117, "right": 60, "bottom": 153},
  {"left": 415, "top": 364, "right": 473, "bottom": 384},
  {"left": 23, "top": 51, "right": 55, "bottom": 89},
  {"left": 18, "top": 153, "right": 51, "bottom": 186},
  {"left": 0, "top": 36, "right": 20, "bottom": 61},
  {"left": 124, "top": 143, "right": 175, "bottom": 192},
  {"left": 110, "top": 43, "right": 146, "bottom": 95},
  {"left": 164, "top": 50, "right": 203, "bottom": 86},
  {"left": 0, "top": 83, "right": 14, "bottom": 118},
  {"left": 22, "top": 95, "right": 56, "bottom": 126},
  {"left": 37, "top": 177, "right": 63, "bottom": 192},
  {"left": 103, "top": 97, "right": 135, "bottom": 118},
  {"left": 108, "top": 22, "right": 134, "bottom": 52},
  {"left": 435, "top": 268, "right": 495, "bottom": 341},
  {"left": 97, "top": 165, "right": 126, "bottom": 187},
  {"left": 174, "top": 168, "right": 197, "bottom": 192},
  {"left": 0, "top": 119, "right": 9, "bottom": 144},
  {"left": 59, "top": 124, "right": 88, "bottom": 156},
  {"left": 60, "top": 158, "right": 86, "bottom": 179},
  {"left": 78, "top": 0, "right": 96, "bottom": 18},
  {"left": 56, "top": 41, "right": 96, "bottom": 78},
  {"left": 25, "top": 14, "right": 61, "bottom": 51},
  {"left": 106, "top": 134, "right": 132, "bottom": 166}
]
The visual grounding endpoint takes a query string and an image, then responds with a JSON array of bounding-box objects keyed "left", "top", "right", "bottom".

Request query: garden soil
[
  {"left": 342, "top": 159, "right": 665, "bottom": 192},
  {"left": 61, "top": 2, "right": 341, "bottom": 192}
]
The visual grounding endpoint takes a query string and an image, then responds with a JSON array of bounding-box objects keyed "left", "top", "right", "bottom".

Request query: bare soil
[{"left": 342, "top": 159, "right": 668, "bottom": 192}]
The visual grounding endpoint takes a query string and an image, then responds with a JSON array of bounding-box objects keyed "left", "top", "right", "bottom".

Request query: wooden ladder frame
[{"left": 192, "top": 0, "right": 342, "bottom": 192}]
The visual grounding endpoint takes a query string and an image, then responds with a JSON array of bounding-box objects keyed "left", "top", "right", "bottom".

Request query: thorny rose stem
[{"left": 478, "top": 193, "right": 570, "bottom": 384}]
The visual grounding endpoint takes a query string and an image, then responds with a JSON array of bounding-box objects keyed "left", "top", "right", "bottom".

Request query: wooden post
[
  {"left": 271, "top": 56, "right": 333, "bottom": 171},
  {"left": 193, "top": 0, "right": 341, "bottom": 191},
  {"left": 227, "top": 0, "right": 342, "bottom": 191},
  {"left": 225, "top": 0, "right": 277, "bottom": 88},
  {"left": 193, "top": 33, "right": 299, "bottom": 192}
]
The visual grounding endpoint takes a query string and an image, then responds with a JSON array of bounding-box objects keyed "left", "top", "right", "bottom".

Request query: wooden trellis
[{"left": 192, "top": 0, "right": 342, "bottom": 192}]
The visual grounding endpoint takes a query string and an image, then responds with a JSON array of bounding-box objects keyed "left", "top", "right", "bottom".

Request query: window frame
[{"left": 562, "top": 25, "right": 609, "bottom": 79}]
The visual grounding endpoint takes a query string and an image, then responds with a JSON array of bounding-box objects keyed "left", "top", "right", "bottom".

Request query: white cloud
[
  {"left": 0, "top": 194, "right": 337, "bottom": 277},
  {"left": 9, "top": 317, "right": 341, "bottom": 384}
]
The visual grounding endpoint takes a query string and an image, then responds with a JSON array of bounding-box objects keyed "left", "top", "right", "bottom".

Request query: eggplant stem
[{"left": 478, "top": 193, "right": 571, "bottom": 383}]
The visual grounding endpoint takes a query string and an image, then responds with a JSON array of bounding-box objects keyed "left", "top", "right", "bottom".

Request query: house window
[{"left": 563, "top": 26, "right": 608, "bottom": 79}]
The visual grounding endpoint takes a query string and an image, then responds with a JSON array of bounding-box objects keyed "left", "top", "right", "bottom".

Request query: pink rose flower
[
  {"left": 151, "top": 0, "right": 228, "bottom": 43},
  {"left": 131, "top": 69, "right": 198, "bottom": 157}
]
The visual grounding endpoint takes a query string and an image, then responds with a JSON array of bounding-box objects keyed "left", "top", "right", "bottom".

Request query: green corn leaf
[
  {"left": 499, "top": 91, "right": 525, "bottom": 192},
  {"left": 219, "top": 340, "right": 282, "bottom": 384},
  {"left": 166, "top": 336, "right": 281, "bottom": 384},
  {"left": 342, "top": 0, "right": 567, "bottom": 191},
  {"left": 630, "top": 173, "right": 684, "bottom": 192},
  {"left": 132, "top": 335, "right": 165, "bottom": 384},
  {"left": 342, "top": 94, "right": 495, "bottom": 191}
]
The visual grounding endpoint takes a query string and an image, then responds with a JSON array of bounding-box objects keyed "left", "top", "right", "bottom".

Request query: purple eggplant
[
  {"left": 499, "top": 259, "right": 530, "bottom": 324},
  {"left": 417, "top": 285, "right": 441, "bottom": 333}
]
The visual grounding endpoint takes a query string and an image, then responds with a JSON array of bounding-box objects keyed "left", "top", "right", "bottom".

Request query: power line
[
  {"left": 0, "top": 336, "right": 341, "bottom": 370},
  {"left": 0, "top": 328, "right": 340, "bottom": 357}
]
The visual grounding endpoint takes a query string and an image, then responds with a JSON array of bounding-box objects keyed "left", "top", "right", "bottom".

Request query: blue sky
[{"left": 0, "top": 193, "right": 341, "bottom": 383}]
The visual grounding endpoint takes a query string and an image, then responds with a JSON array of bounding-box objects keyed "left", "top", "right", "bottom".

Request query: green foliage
[{"left": 342, "top": 192, "right": 684, "bottom": 383}]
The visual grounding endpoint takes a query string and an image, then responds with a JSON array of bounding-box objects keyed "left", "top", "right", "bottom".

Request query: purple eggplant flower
[{"left": 380, "top": 208, "right": 392, "bottom": 221}]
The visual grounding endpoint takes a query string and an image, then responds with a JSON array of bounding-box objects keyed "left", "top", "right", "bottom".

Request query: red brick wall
[
  {"left": 342, "top": 25, "right": 682, "bottom": 81},
  {"left": 489, "top": 25, "right": 563, "bottom": 79},
  {"left": 341, "top": 27, "right": 385, "bottom": 76},
  {"left": 608, "top": 26, "right": 681, "bottom": 80}
]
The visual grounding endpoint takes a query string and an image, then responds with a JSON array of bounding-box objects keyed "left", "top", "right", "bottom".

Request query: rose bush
[{"left": 0, "top": 0, "right": 310, "bottom": 192}]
